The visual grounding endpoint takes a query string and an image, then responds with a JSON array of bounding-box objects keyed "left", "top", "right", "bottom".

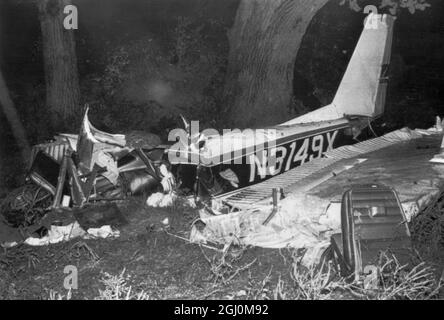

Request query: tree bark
[
  {"left": 0, "top": 69, "right": 31, "bottom": 162},
  {"left": 223, "top": 0, "right": 329, "bottom": 128},
  {"left": 38, "top": 0, "right": 80, "bottom": 130}
]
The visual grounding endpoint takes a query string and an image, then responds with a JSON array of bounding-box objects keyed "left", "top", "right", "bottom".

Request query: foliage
[
  {"left": 0, "top": 184, "right": 52, "bottom": 228},
  {"left": 410, "top": 191, "right": 444, "bottom": 258},
  {"left": 82, "top": 16, "right": 228, "bottom": 137},
  {"left": 274, "top": 249, "right": 442, "bottom": 300},
  {"left": 200, "top": 244, "right": 257, "bottom": 286},
  {"left": 349, "top": 252, "right": 442, "bottom": 300},
  {"left": 47, "top": 289, "right": 72, "bottom": 300},
  {"left": 281, "top": 249, "right": 349, "bottom": 300},
  {"left": 340, "top": 0, "right": 430, "bottom": 15},
  {"left": 96, "top": 268, "right": 150, "bottom": 300}
]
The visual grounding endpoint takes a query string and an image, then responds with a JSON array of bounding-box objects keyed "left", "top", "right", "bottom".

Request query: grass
[
  {"left": 96, "top": 268, "right": 150, "bottom": 300},
  {"left": 275, "top": 248, "right": 349, "bottom": 300},
  {"left": 47, "top": 289, "right": 72, "bottom": 300},
  {"left": 2, "top": 191, "right": 444, "bottom": 300},
  {"left": 410, "top": 191, "right": 444, "bottom": 260},
  {"left": 6, "top": 236, "right": 444, "bottom": 300},
  {"left": 271, "top": 249, "right": 443, "bottom": 300},
  {"left": 46, "top": 268, "right": 150, "bottom": 300},
  {"left": 200, "top": 243, "right": 257, "bottom": 286},
  {"left": 349, "top": 252, "right": 443, "bottom": 300}
]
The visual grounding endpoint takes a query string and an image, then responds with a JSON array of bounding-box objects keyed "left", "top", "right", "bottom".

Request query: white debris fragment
[
  {"left": 219, "top": 169, "right": 240, "bottom": 188},
  {"left": 430, "top": 154, "right": 444, "bottom": 164},
  {"left": 159, "top": 164, "right": 175, "bottom": 193},
  {"left": 236, "top": 290, "right": 247, "bottom": 297},
  {"left": 189, "top": 225, "right": 207, "bottom": 244},
  {"left": 61, "top": 195, "right": 71, "bottom": 208},
  {"left": 160, "top": 193, "right": 176, "bottom": 207},
  {"left": 95, "top": 150, "right": 120, "bottom": 185},
  {"left": 162, "top": 218, "right": 169, "bottom": 226},
  {"left": 22, "top": 223, "right": 119, "bottom": 247},
  {"left": 430, "top": 131, "right": 444, "bottom": 164},
  {"left": 24, "top": 221, "right": 85, "bottom": 246},
  {"left": 301, "top": 241, "right": 331, "bottom": 267},
  {"left": 435, "top": 116, "right": 443, "bottom": 132},
  {"left": 185, "top": 196, "right": 197, "bottom": 209},
  {"left": 1, "top": 242, "right": 18, "bottom": 249},
  {"left": 318, "top": 202, "right": 342, "bottom": 231},
  {"left": 146, "top": 192, "right": 164, "bottom": 207},
  {"left": 146, "top": 192, "right": 177, "bottom": 208},
  {"left": 85, "top": 225, "right": 120, "bottom": 239}
]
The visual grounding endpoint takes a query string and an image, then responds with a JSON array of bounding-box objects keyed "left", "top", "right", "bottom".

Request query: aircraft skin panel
[
  {"left": 281, "top": 104, "right": 342, "bottom": 126},
  {"left": 169, "top": 118, "right": 350, "bottom": 166},
  {"left": 374, "top": 15, "right": 395, "bottom": 117}
]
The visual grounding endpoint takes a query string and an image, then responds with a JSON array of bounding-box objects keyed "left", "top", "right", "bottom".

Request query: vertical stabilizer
[
  {"left": 332, "top": 13, "right": 396, "bottom": 119},
  {"left": 283, "top": 13, "right": 395, "bottom": 125}
]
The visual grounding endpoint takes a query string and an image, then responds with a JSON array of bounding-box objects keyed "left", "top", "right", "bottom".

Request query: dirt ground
[
  {"left": 0, "top": 197, "right": 303, "bottom": 300},
  {"left": 1, "top": 193, "right": 444, "bottom": 300}
]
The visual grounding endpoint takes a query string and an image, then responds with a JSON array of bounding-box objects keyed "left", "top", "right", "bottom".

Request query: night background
[
  {"left": 1, "top": 0, "right": 444, "bottom": 191},
  {"left": 0, "top": 0, "right": 444, "bottom": 300}
]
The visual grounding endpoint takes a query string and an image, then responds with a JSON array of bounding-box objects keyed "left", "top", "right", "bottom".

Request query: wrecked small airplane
[
  {"left": 168, "top": 13, "right": 396, "bottom": 201},
  {"left": 1, "top": 13, "right": 395, "bottom": 227}
]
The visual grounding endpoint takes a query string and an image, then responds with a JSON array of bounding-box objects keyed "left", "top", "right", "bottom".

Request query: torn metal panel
[
  {"left": 28, "top": 151, "right": 62, "bottom": 195},
  {"left": 333, "top": 184, "right": 411, "bottom": 278},
  {"left": 76, "top": 110, "right": 125, "bottom": 184},
  {"left": 430, "top": 130, "right": 444, "bottom": 164},
  {"left": 52, "top": 152, "right": 69, "bottom": 209},
  {"left": 30, "top": 137, "right": 71, "bottom": 165}
]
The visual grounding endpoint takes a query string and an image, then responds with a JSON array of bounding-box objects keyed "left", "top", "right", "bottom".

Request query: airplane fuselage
[{"left": 173, "top": 121, "right": 356, "bottom": 197}]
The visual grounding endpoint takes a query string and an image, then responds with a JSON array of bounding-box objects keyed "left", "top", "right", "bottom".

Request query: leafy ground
[{"left": 0, "top": 195, "right": 443, "bottom": 300}]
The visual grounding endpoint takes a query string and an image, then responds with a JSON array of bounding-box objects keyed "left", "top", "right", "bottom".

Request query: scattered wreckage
[
  {"left": 0, "top": 109, "right": 176, "bottom": 246},
  {"left": 0, "top": 13, "right": 433, "bottom": 280},
  {"left": 331, "top": 184, "right": 411, "bottom": 279},
  {"left": 1, "top": 13, "right": 395, "bottom": 227}
]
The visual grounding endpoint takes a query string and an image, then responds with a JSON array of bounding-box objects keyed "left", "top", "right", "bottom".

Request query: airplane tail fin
[
  {"left": 283, "top": 14, "right": 395, "bottom": 126},
  {"left": 332, "top": 13, "right": 396, "bottom": 119}
]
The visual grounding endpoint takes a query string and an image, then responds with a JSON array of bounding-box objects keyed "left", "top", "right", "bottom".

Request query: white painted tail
[{"left": 284, "top": 13, "right": 396, "bottom": 125}]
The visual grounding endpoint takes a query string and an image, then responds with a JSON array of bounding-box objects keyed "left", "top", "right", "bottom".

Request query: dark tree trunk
[
  {"left": 0, "top": 1, "right": 3, "bottom": 67},
  {"left": 0, "top": 69, "right": 31, "bottom": 162},
  {"left": 38, "top": 0, "right": 80, "bottom": 130},
  {"left": 223, "top": 0, "right": 328, "bottom": 128}
]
